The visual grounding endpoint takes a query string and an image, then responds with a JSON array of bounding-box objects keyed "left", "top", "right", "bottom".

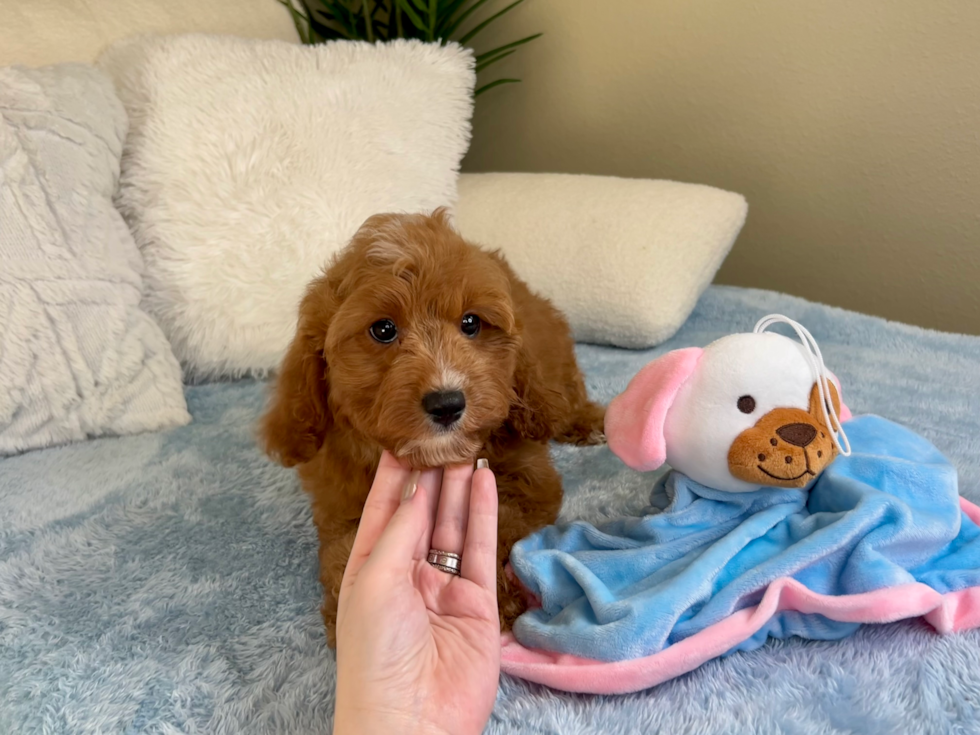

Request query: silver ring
[{"left": 427, "top": 549, "right": 461, "bottom": 576}]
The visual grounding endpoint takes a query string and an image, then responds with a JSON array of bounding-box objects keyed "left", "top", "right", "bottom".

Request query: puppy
[{"left": 260, "top": 209, "right": 606, "bottom": 644}]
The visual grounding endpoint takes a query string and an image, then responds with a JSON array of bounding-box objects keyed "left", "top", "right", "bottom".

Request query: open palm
[{"left": 333, "top": 454, "right": 500, "bottom": 735}]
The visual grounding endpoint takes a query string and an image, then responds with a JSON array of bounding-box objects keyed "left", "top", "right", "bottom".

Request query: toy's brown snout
[
  {"left": 775, "top": 423, "right": 817, "bottom": 447},
  {"left": 728, "top": 382, "right": 842, "bottom": 488}
]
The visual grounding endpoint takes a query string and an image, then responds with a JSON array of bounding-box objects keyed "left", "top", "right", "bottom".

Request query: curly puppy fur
[{"left": 260, "top": 210, "right": 606, "bottom": 645}]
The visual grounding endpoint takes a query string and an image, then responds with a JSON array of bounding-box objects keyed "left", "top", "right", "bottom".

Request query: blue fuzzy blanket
[
  {"left": 2, "top": 286, "right": 980, "bottom": 734},
  {"left": 510, "top": 415, "right": 980, "bottom": 664}
]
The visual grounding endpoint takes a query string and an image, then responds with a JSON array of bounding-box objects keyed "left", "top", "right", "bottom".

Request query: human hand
[{"left": 332, "top": 451, "right": 500, "bottom": 735}]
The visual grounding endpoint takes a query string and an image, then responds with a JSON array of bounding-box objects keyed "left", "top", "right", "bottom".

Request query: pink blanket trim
[{"left": 499, "top": 497, "right": 980, "bottom": 695}]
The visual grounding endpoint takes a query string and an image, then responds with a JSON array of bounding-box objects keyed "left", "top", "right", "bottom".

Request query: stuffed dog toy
[
  {"left": 606, "top": 315, "right": 852, "bottom": 492},
  {"left": 504, "top": 318, "right": 980, "bottom": 695}
]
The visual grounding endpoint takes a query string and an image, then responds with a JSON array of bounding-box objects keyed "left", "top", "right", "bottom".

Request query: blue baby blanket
[{"left": 510, "top": 416, "right": 980, "bottom": 662}]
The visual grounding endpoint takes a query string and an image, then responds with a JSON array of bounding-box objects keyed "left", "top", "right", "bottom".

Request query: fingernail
[
  {"left": 476, "top": 458, "right": 489, "bottom": 470},
  {"left": 402, "top": 470, "right": 421, "bottom": 502}
]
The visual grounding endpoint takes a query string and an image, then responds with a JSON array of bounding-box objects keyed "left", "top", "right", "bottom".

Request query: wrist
[{"left": 332, "top": 706, "right": 453, "bottom": 735}]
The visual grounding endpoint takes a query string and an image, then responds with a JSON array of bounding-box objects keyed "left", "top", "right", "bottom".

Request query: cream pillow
[
  {"left": 0, "top": 64, "right": 190, "bottom": 455},
  {"left": 454, "top": 173, "right": 748, "bottom": 348},
  {"left": 99, "top": 35, "right": 474, "bottom": 378}
]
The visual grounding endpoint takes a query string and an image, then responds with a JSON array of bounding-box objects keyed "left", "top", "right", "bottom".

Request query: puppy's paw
[
  {"left": 498, "top": 593, "right": 527, "bottom": 632},
  {"left": 558, "top": 402, "right": 607, "bottom": 446},
  {"left": 497, "top": 563, "right": 531, "bottom": 631}
]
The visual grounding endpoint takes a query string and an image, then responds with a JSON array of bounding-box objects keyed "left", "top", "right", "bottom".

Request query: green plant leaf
[
  {"left": 309, "top": 0, "right": 359, "bottom": 37},
  {"left": 474, "top": 77, "right": 520, "bottom": 96},
  {"left": 284, "top": 0, "right": 536, "bottom": 98},
  {"left": 277, "top": 0, "right": 312, "bottom": 44},
  {"left": 475, "top": 48, "right": 515, "bottom": 72},
  {"left": 336, "top": 0, "right": 359, "bottom": 35},
  {"left": 307, "top": 0, "right": 337, "bottom": 19},
  {"left": 394, "top": 0, "right": 426, "bottom": 31},
  {"left": 310, "top": 13, "right": 356, "bottom": 38},
  {"left": 436, "top": 0, "right": 470, "bottom": 33},
  {"left": 361, "top": 0, "right": 374, "bottom": 41},
  {"left": 442, "top": 0, "right": 494, "bottom": 38},
  {"left": 474, "top": 32, "right": 541, "bottom": 61},
  {"left": 459, "top": 0, "right": 524, "bottom": 45}
]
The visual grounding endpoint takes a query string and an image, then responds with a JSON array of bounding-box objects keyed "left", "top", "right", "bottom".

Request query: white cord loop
[{"left": 753, "top": 314, "right": 852, "bottom": 457}]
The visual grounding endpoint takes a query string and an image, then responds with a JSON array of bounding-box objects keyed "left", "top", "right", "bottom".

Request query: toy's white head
[{"left": 606, "top": 319, "right": 851, "bottom": 492}]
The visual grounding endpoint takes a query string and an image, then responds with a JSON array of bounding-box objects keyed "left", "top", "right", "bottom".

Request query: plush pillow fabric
[
  {"left": 454, "top": 173, "right": 748, "bottom": 349},
  {"left": 0, "top": 0, "right": 298, "bottom": 67},
  {"left": 0, "top": 64, "right": 190, "bottom": 455},
  {"left": 98, "top": 35, "right": 474, "bottom": 379}
]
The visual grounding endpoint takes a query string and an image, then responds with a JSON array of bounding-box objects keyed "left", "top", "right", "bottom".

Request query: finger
[
  {"left": 413, "top": 467, "right": 443, "bottom": 559},
  {"left": 461, "top": 466, "right": 499, "bottom": 590},
  {"left": 365, "top": 483, "right": 430, "bottom": 575},
  {"left": 345, "top": 451, "right": 413, "bottom": 580},
  {"left": 429, "top": 462, "right": 475, "bottom": 557}
]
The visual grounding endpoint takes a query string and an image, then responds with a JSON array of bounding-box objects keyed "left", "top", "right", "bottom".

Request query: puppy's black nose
[
  {"left": 422, "top": 390, "right": 466, "bottom": 427},
  {"left": 776, "top": 422, "right": 817, "bottom": 447}
]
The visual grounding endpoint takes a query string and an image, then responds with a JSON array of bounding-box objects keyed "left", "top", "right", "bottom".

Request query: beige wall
[
  {"left": 463, "top": 0, "right": 980, "bottom": 336},
  {"left": 1, "top": 0, "right": 298, "bottom": 68}
]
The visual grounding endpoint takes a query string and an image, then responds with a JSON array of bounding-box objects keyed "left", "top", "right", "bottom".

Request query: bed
[{"left": 2, "top": 284, "right": 978, "bottom": 734}]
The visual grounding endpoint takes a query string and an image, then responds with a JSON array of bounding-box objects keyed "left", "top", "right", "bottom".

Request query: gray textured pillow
[{"left": 0, "top": 64, "right": 189, "bottom": 455}]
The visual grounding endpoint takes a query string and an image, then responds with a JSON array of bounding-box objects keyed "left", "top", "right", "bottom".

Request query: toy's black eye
[
  {"left": 737, "top": 395, "right": 756, "bottom": 414},
  {"left": 369, "top": 319, "right": 398, "bottom": 343},
  {"left": 460, "top": 313, "right": 481, "bottom": 338}
]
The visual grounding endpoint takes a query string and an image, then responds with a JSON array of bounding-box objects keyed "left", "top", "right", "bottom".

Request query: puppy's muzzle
[{"left": 423, "top": 390, "right": 466, "bottom": 428}]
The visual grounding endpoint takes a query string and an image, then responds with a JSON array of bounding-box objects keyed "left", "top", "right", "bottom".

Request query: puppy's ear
[
  {"left": 260, "top": 279, "right": 334, "bottom": 467},
  {"left": 605, "top": 348, "right": 703, "bottom": 472},
  {"left": 507, "top": 339, "right": 573, "bottom": 442}
]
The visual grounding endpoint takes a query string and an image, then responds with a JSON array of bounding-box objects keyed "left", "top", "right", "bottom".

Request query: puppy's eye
[
  {"left": 737, "top": 395, "right": 756, "bottom": 414},
  {"left": 369, "top": 319, "right": 398, "bottom": 344},
  {"left": 460, "top": 313, "right": 481, "bottom": 338}
]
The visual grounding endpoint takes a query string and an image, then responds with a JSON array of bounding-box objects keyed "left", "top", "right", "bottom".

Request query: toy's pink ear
[
  {"left": 827, "top": 371, "right": 852, "bottom": 422},
  {"left": 606, "top": 348, "right": 703, "bottom": 472}
]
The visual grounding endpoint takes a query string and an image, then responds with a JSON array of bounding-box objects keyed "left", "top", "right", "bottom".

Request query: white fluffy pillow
[
  {"left": 98, "top": 35, "right": 474, "bottom": 378},
  {"left": 454, "top": 173, "right": 748, "bottom": 349}
]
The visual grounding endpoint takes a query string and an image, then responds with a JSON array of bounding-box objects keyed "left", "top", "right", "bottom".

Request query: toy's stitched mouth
[
  {"left": 757, "top": 466, "right": 815, "bottom": 482},
  {"left": 756, "top": 441, "right": 820, "bottom": 483}
]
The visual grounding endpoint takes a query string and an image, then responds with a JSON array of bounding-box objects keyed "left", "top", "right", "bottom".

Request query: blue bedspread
[
  {"left": 511, "top": 416, "right": 980, "bottom": 662},
  {"left": 2, "top": 286, "right": 979, "bottom": 734}
]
